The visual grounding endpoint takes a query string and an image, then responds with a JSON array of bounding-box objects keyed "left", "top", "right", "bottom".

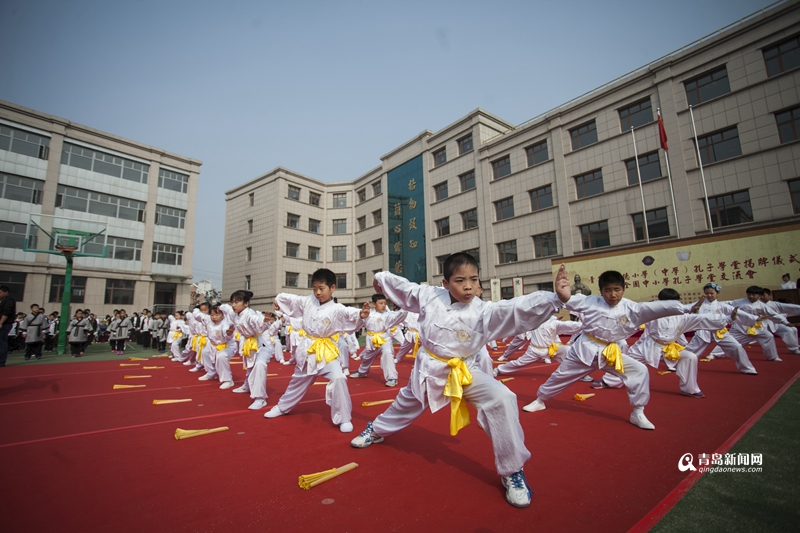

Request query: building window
[
  {"left": 249, "top": 192, "right": 254, "bottom": 206},
  {"left": 435, "top": 217, "right": 450, "bottom": 237},
  {"left": 764, "top": 36, "right": 800, "bottom": 77},
  {"left": 332, "top": 193, "right": 347, "bottom": 208},
  {"left": 285, "top": 272, "right": 299, "bottom": 287},
  {"left": 570, "top": 121, "right": 598, "bottom": 150},
  {"left": 463, "top": 248, "right": 480, "bottom": 270},
  {"left": 706, "top": 191, "right": 753, "bottom": 228},
  {"left": 529, "top": 185, "right": 553, "bottom": 212},
  {"left": 287, "top": 213, "right": 300, "bottom": 229},
  {"left": 358, "top": 243, "right": 367, "bottom": 259},
  {"left": 152, "top": 243, "right": 183, "bottom": 265},
  {"left": 436, "top": 255, "right": 447, "bottom": 275},
  {"left": 432, "top": 148, "right": 446, "bottom": 167},
  {"left": 495, "top": 197, "right": 515, "bottom": 221},
  {"left": 0, "top": 172, "right": 44, "bottom": 204},
  {"left": 434, "top": 182, "right": 448, "bottom": 201},
  {"left": 309, "top": 191, "right": 321, "bottom": 206},
  {"left": 618, "top": 98, "right": 653, "bottom": 131},
  {"left": 357, "top": 216, "right": 367, "bottom": 231},
  {"left": 0, "top": 124, "right": 50, "bottom": 160},
  {"left": 286, "top": 242, "right": 299, "bottom": 258},
  {"left": 526, "top": 140, "right": 548, "bottom": 166},
  {"left": 633, "top": 208, "right": 671, "bottom": 240},
  {"left": 580, "top": 221, "right": 611, "bottom": 250},
  {"left": 307, "top": 274, "right": 314, "bottom": 289},
  {"left": 247, "top": 219, "right": 253, "bottom": 233},
  {"left": 358, "top": 272, "right": 367, "bottom": 288},
  {"left": 789, "top": 179, "right": 800, "bottom": 214},
  {"left": 288, "top": 185, "right": 300, "bottom": 200},
  {"left": 575, "top": 169, "right": 604, "bottom": 199},
  {"left": 105, "top": 279, "right": 135, "bottom": 305},
  {"left": 56, "top": 185, "right": 146, "bottom": 222},
  {"left": 332, "top": 245, "right": 347, "bottom": 262},
  {"left": 461, "top": 208, "right": 478, "bottom": 230},
  {"left": 49, "top": 275, "right": 87, "bottom": 304},
  {"left": 0, "top": 272, "right": 26, "bottom": 301},
  {"left": 245, "top": 275, "right": 251, "bottom": 291},
  {"left": 155, "top": 205, "right": 186, "bottom": 229},
  {"left": 336, "top": 273, "right": 347, "bottom": 289},
  {"left": 308, "top": 246, "right": 320, "bottom": 261},
  {"left": 0, "top": 220, "right": 28, "bottom": 249},
  {"left": 373, "top": 239, "right": 382, "bottom": 255},
  {"left": 357, "top": 188, "right": 366, "bottom": 203},
  {"left": 246, "top": 247, "right": 253, "bottom": 261},
  {"left": 105, "top": 236, "right": 143, "bottom": 261},
  {"left": 533, "top": 232, "right": 558, "bottom": 258},
  {"left": 696, "top": 126, "right": 742, "bottom": 165},
  {"left": 458, "top": 134, "right": 473, "bottom": 155},
  {"left": 373, "top": 209, "right": 382, "bottom": 225},
  {"left": 309, "top": 219, "right": 320, "bottom": 233},
  {"left": 497, "top": 240, "right": 517, "bottom": 264},
  {"left": 158, "top": 168, "right": 189, "bottom": 193},
  {"left": 60, "top": 142, "right": 148, "bottom": 183},
  {"left": 459, "top": 170, "right": 475, "bottom": 192},
  {"left": 685, "top": 66, "right": 730, "bottom": 106},
  {"left": 500, "top": 286, "right": 515, "bottom": 300},
  {"left": 372, "top": 181, "right": 382, "bottom": 195},
  {"left": 539, "top": 282, "right": 554, "bottom": 292},
  {"left": 626, "top": 152, "right": 662, "bottom": 185},
  {"left": 776, "top": 107, "right": 800, "bottom": 144},
  {"left": 491, "top": 156, "right": 511, "bottom": 180},
  {"left": 332, "top": 219, "right": 347, "bottom": 234}
]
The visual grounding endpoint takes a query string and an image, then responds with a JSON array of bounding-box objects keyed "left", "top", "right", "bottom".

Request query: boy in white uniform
[
  {"left": 496, "top": 333, "right": 528, "bottom": 362},
  {"left": 494, "top": 315, "right": 582, "bottom": 377},
  {"left": 761, "top": 288, "right": 799, "bottom": 354},
  {"left": 349, "top": 294, "right": 407, "bottom": 387},
  {"left": 523, "top": 270, "right": 685, "bottom": 431},
  {"left": 265, "top": 268, "right": 369, "bottom": 432},
  {"left": 350, "top": 253, "right": 572, "bottom": 508},
  {"left": 394, "top": 311, "right": 420, "bottom": 363}
]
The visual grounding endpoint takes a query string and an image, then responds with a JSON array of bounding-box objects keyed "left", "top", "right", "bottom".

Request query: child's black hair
[
  {"left": 745, "top": 285, "right": 763, "bottom": 294},
  {"left": 210, "top": 304, "right": 223, "bottom": 314},
  {"left": 198, "top": 302, "right": 211, "bottom": 312},
  {"left": 443, "top": 252, "right": 479, "bottom": 280},
  {"left": 230, "top": 290, "right": 253, "bottom": 303},
  {"left": 311, "top": 268, "right": 336, "bottom": 287},
  {"left": 372, "top": 293, "right": 387, "bottom": 303},
  {"left": 762, "top": 288, "right": 771, "bottom": 296},
  {"left": 658, "top": 288, "right": 681, "bottom": 301},
  {"left": 598, "top": 271, "right": 625, "bottom": 289}
]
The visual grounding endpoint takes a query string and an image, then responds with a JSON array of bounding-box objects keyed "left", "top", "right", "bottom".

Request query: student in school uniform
[
  {"left": 108, "top": 309, "right": 133, "bottom": 355},
  {"left": 707, "top": 286, "right": 784, "bottom": 362},
  {"left": 168, "top": 311, "right": 187, "bottom": 361},
  {"left": 349, "top": 293, "right": 407, "bottom": 387},
  {"left": 761, "top": 288, "right": 800, "bottom": 354},
  {"left": 394, "top": 311, "right": 420, "bottom": 364},
  {"left": 192, "top": 305, "right": 236, "bottom": 387},
  {"left": 264, "top": 269, "right": 369, "bottom": 432},
  {"left": 494, "top": 315, "right": 582, "bottom": 377},
  {"left": 496, "top": 333, "right": 528, "bottom": 362},
  {"left": 21, "top": 304, "right": 47, "bottom": 361},
  {"left": 67, "top": 309, "right": 93, "bottom": 358}
]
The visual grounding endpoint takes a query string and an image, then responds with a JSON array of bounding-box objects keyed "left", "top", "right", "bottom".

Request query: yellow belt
[
  {"left": 586, "top": 333, "right": 624, "bottom": 374},
  {"left": 368, "top": 331, "right": 386, "bottom": 348},
  {"left": 715, "top": 327, "right": 728, "bottom": 339},
  {"left": 532, "top": 343, "right": 560, "bottom": 358},
  {"left": 425, "top": 348, "right": 473, "bottom": 436},
  {"left": 241, "top": 335, "right": 259, "bottom": 357},
  {"left": 747, "top": 322, "right": 762, "bottom": 336},
  {"left": 215, "top": 342, "right": 228, "bottom": 352},
  {"left": 307, "top": 333, "right": 340, "bottom": 363},
  {"left": 195, "top": 335, "right": 207, "bottom": 362},
  {"left": 410, "top": 330, "right": 421, "bottom": 358},
  {"left": 235, "top": 331, "right": 241, "bottom": 342},
  {"left": 653, "top": 338, "right": 684, "bottom": 361},
  {"left": 173, "top": 331, "right": 183, "bottom": 339}
]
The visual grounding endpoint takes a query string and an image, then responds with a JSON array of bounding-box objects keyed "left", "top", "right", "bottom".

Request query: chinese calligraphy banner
[
  {"left": 387, "top": 155, "right": 427, "bottom": 283},
  {"left": 554, "top": 224, "right": 800, "bottom": 302}
]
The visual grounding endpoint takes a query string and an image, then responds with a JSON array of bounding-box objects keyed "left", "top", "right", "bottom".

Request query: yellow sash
[
  {"left": 235, "top": 331, "right": 241, "bottom": 342},
  {"left": 390, "top": 326, "right": 397, "bottom": 334},
  {"left": 287, "top": 325, "right": 293, "bottom": 334},
  {"left": 715, "top": 327, "right": 728, "bottom": 339},
  {"left": 653, "top": 339, "right": 685, "bottom": 361},
  {"left": 532, "top": 343, "right": 560, "bottom": 358},
  {"left": 747, "top": 322, "right": 762, "bottom": 336},
  {"left": 307, "top": 333, "right": 340, "bottom": 363},
  {"left": 410, "top": 330, "right": 421, "bottom": 358},
  {"left": 190, "top": 334, "right": 199, "bottom": 351},
  {"left": 586, "top": 333, "right": 624, "bottom": 374},
  {"left": 241, "top": 335, "right": 259, "bottom": 357},
  {"left": 215, "top": 342, "right": 228, "bottom": 352},
  {"left": 368, "top": 331, "right": 386, "bottom": 348},
  {"left": 173, "top": 331, "right": 183, "bottom": 339},
  {"left": 425, "top": 348, "right": 473, "bottom": 436}
]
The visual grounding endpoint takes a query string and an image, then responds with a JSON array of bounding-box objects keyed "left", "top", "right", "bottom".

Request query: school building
[
  {"left": 224, "top": 1, "right": 800, "bottom": 306},
  {"left": 0, "top": 99, "right": 202, "bottom": 316}
]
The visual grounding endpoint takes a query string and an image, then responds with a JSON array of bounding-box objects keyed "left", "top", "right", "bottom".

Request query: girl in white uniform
[{"left": 193, "top": 305, "right": 235, "bottom": 386}]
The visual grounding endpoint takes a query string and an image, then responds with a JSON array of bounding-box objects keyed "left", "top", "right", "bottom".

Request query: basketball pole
[{"left": 57, "top": 250, "right": 74, "bottom": 355}]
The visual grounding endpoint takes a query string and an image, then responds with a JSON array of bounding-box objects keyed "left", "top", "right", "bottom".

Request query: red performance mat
[{"left": 0, "top": 342, "right": 797, "bottom": 533}]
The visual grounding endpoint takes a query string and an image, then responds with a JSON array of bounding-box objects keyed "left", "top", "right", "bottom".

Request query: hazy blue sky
[{"left": 0, "top": 0, "right": 769, "bottom": 287}]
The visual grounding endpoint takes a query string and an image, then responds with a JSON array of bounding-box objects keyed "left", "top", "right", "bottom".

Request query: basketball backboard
[{"left": 24, "top": 214, "right": 108, "bottom": 258}]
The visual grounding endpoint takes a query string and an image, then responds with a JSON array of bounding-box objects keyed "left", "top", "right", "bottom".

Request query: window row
[
  {"left": 286, "top": 184, "right": 332, "bottom": 207},
  {"left": 285, "top": 272, "right": 349, "bottom": 289},
  {"left": 356, "top": 180, "right": 382, "bottom": 204},
  {"left": 277, "top": 241, "right": 383, "bottom": 261},
  {"left": 431, "top": 134, "right": 473, "bottom": 169},
  {"left": 0, "top": 272, "right": 139, "bottom": 305},
  {"left": 61, "top": 142, "right": 151, "bottom": 186},
  {"left": 0, "top": 124, "right": 49, "bottom": 160},
  {"left": 54, "top": 184, "right": 186, "bottom": 227},
  {"left": 1, "top": 172, "right": 43, "bottom": 204}
]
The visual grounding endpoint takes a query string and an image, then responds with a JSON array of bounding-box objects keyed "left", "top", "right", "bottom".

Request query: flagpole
[
  {"left": 688, "top": 105, "right": 714, "bottom": 234},
  {"left": 658, "top": 109, "right": 680, "bottom": 239},
  {"left": 631, "top": 127, "right": 650, "bottom": 243}
]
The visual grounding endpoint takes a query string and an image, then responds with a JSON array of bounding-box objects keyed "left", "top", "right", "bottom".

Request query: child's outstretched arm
[{"left": 555, "top": 264, "right": 571, "bottom": 303}]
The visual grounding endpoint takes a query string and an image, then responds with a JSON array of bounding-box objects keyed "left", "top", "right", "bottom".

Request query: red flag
[{"left": 658, "top": 111, "right": 669, "bottom": 151}]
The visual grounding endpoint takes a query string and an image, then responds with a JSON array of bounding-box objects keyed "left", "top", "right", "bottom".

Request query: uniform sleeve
[
  {"left": 480, "top": 291, "right": 564, "bottom": 340},
  {"left": 275, "top": 293, "right": 307, "bottom": 318},
  {"left": 220, "top": 303, "right": 237, "bottom": 323},
  {"left": 384, "top": 309, "right": 408, "bottom": 329},
  {"left": 770, "top": 302, "right": 800, "bottom": 317},
  {"left": 681, "top": 313, "right": 729, "bottom": 332},
  {"left": 374, "top": 272, "right": 424, "bottom": 313},
  {"left": 564, "top": 294, "right": 589, "bottom": 314},
  {"left": 630, "top": 300, "right": 685, "bottom": 325},
  {"left": 555, "top": 320, "right": 583, "bottom": 336}
]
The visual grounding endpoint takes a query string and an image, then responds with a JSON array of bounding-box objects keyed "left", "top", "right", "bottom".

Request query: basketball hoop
[{"left": 55, "top": 244, "right": 78, "bottom": 255}]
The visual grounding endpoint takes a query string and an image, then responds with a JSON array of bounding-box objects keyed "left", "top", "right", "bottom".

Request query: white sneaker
[
  {"left": 789, "top": 349, "right": 800, "bottom": 355},
  {"left": 248, "top": 399, "right": 267, "bottom": 410},
  {"left": 501, "top": 470, "right": 532, "bottom": 508},
  {"left": 543, "top": 358, "right": 552, "bottom": 364},
  {"left": 772, "top": 357, "right": 783, "bottom": 362},
  {"left": 522, "top": 399, "right": 546, "bottom": 413},
  {"left": 492, "top": 367, "right": 501, "bottom": 378},
  {"left": 339, "top": 422, "right": 354, "bottom": 433},
  {"left": 183, "top": 361, "right": 194, "bottom": 366},
  {"left": 263, "top": 405, "right": 283, "bottom": 418},
  {"left": 343, "top": 368, "right": 350, "bottom": 376},
  {"left": 281, "top": 360, "right": 291, "bottom": 365},
  {"left": 497, "top": 356, "right": 508, "bottom": 362},
  {"left": 232, "top": 384, "right": 250, "bottom": 393},
  {"left": 219, "top": 381, "right": 235, "bottom": 390},
  {"left": 706, "top": 355, "right": 715, "bottom": 361},
  {"left": 630, "top": 411, "right": 655, "bottom": 430},
  {"left": 581, "top": 375, "right": 594, "bottom": 382},
  {"left": 198, "top": 374, "right": 216, "bottom": 381},
  {"left": 189, "top": 367, "right": 201, "bottom": 373}
]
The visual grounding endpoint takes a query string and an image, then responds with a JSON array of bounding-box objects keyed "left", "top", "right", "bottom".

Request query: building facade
[
  {"left": 0, "top": 100, "right": 201, "bottom": 316},
  {"left": 225, "top": 1, "right": 800, "bottom": 306}
]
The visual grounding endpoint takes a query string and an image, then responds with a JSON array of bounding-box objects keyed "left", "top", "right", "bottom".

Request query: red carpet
[{"left": 1, "top": 339, "right": 798, "bottom": 533}]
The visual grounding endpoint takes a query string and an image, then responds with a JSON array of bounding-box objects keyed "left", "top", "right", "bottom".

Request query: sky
[{"left": 0, "top": 0, "right": 771, "bottom": 288}]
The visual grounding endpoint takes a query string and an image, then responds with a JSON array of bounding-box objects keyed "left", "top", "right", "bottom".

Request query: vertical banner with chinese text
[{"left": 387, "top": 156, "right": 426, "bottom": 282}]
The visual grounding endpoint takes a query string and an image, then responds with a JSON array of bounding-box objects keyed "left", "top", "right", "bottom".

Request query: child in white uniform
[
  {"left": 193, "top": 305, "right": 235, "bottom": 384},
  {"left": 708, "top": 286, "right": 782, "bottom": 362},
  {"left": 349, "top": 294, "right": 407, "bottom": 387},
  {"left": 351, "top": 253, "right": 572, "bottom": 508},
  {"left": 494, "top": 315, "right": 582, "bottom": 377},
  {"left": 265, "top": 268, "right": 369, "bottom": 432},
  {"left": 394, "top": 311, "right": 420, "bottom": 363},
  {"left": 761, "top": 288, "right": 800, "bottom": 354}
]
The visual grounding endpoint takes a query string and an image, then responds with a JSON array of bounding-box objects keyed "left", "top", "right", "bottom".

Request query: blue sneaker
[
  {"left": 501, "top": 469, "right": 532, "bottom": 508},
  {"left": 350, "top": 421, "right": 384, "bottom": 448}
]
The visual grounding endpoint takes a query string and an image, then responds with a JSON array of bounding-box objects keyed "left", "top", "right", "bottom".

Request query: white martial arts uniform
[
  {"left": 369, "top": 271, "right": 565, "bottom": 476},
  {"left": 168, "top": 316, "right": 187, "bottom": 360},
  {"left": 354, "top": 308, "right": 408, "bottom": 382},
  {"left": 497, "top": 333, "right": 528, "bottom": 361},
  {"left": 394, "top": 312, "right": 420, "bottom": 363},
  {"left": 272, "top": 293, "right": 365, "bottom": 428},
  {"left": 224, "top": 305, "right": 276, "bottom": 400},
  {"left": 194, "top": 309, "right": 236, "bottom": 381},
  {"left": 285, "top": 316, "right": 305, "bottom": 364},
  {"left": 682, "top": 299, "right": 758, "bottom": 373},
  {"left": 496, "top": 316, "right": 582, "bottom": 374},
  {"left": 764, "top": 300, "right": 800, "bottom": 352},
  {"left": 709, "top": 299, "right": 780, "bottom": 361}
]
